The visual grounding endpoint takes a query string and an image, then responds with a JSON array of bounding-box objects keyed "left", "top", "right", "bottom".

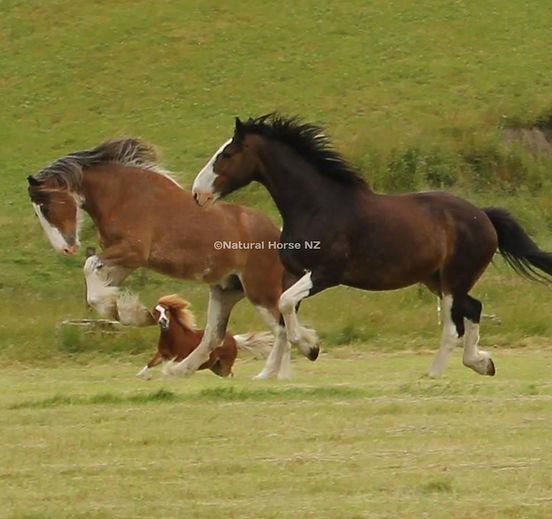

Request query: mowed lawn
[{"left": 2, "top": 348, "right": 552, "bottom": 519}]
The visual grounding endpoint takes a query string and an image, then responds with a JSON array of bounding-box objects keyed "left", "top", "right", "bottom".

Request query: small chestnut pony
[{"left": 137, "top": 294, "right": 272, "bottom": 379}]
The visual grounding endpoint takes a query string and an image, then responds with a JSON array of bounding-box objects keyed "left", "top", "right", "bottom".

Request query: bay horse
[
  {"left": 27, "top": 138, "right": 315, "bottom": 379},
  {"left": 137, "top": 294, "right": 272, "bottom": 379},
  {"left": 192, "top": 113, "right": 552, "bottom": 377}
]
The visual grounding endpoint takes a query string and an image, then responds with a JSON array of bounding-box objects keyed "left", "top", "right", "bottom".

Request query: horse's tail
[
  {"left": 483, "top": 207, "right": 552, "bottom": 283},
  {"left": 233, "top": 332, "right": 273, "bottom": 358}
]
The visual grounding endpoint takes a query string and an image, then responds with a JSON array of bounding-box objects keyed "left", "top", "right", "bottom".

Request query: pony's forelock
[{"left": 156, "top": 294, "right": 197, "bottom": 330}]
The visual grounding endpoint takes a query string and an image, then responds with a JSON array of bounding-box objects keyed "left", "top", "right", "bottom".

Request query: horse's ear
[
  {"left": 234, "top": 117, "right": 244, "bottom": 137},
  {"left": 27, "top": 175, "right": 41, "bottom": 187}
]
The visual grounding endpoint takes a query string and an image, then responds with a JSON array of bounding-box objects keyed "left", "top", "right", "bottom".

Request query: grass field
[
  {"left": 3, "top": 1, "right": 552, "bottom": 516},
  {"left": 3, "top": 349, "right": 552, "bottom": 518}
]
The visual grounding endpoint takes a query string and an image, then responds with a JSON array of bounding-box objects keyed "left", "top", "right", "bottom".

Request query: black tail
[{"left": 483, "top": 207, "right": 552, "bottom": 283}]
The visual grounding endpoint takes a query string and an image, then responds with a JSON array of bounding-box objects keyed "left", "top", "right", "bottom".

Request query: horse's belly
[
  {"left": 342, "top": 252, "right": 442, "bottom": 291},
  {"left": 147, "top": 254, "right": 239, "bottom": 284}
]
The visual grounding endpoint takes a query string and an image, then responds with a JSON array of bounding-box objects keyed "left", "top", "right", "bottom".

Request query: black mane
[
  {"left": 238, "top": 113, "right": 367, "bottom": 187},
  {"left": 33, "top": 139, "right": 159, "bottom": 190}
]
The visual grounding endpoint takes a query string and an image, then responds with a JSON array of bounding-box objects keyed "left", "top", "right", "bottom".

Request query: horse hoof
[
  {"left": 307, "top": 346, "right": 319, "bottom": 361},
  {"left": 487, "top": 358, "right": 496, "bottom": 376}
]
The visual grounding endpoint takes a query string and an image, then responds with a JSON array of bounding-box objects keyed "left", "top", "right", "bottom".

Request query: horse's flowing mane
[
  {"left": 34, "top": 139, "right": 161, "bottom": 190},
  {"left": 238, "top": 113, "right": 367, "bottom": 187},
  {"left": 157, "top": 294, "right": 197, "bottom": 331}
]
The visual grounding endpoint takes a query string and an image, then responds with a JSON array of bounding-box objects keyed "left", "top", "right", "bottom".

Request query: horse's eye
[
  {"left": 219, "top": 151, "right": 231, "bottom": 160},
  {"left": 40, "top": 205, "right": 50, "bottom": 216}
]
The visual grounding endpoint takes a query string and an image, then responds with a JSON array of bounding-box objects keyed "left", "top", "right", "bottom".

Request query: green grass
[{"left": 2, "top": 350, "right": 552, "bottom": 518}]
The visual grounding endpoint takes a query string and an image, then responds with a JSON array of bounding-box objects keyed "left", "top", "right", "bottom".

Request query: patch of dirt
[{"left": 502, "top": 126, "right": 552, "bottom": 155}]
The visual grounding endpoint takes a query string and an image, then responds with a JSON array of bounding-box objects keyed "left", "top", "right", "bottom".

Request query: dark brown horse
[
  {"left": 192, "top": 113, "right": 552, "bottom": 377},
  {"left": 137, "top": 294, "right": 272, "bottom": 379},
  {"left": 27, "top": 138, "right": 314, "bottom": 379}
]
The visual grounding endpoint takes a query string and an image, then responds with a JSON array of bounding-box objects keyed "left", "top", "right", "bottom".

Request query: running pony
[
  {"left": 137, "top": 294, "right": 272, "bottom": 379},
  {"left": 191, "top": 113, "right": 552, "bottom": 377},
  {"left": 27, "top": 138, "right": 315, "bottom": 379}
]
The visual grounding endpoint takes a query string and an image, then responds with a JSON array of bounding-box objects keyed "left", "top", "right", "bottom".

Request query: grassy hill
[{"left": 3, "top": 0, "right": 552, "bottom": 361}]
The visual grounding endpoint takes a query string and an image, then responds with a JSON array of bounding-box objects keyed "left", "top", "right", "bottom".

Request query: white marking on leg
[
  {"left": 136, "top": 365, "right": 151, "bottom": 379},
  {"left": 170, "top": 290, "right": 224, "bottom": 377},
  {"left": 253, "top": 306, "right": 285, "bottom": 379},
  {"left": 84, "top": 255, "right": 119, "bottom": 318},
  {"left": 253, "top": 325, "right": 290, "bottom": 380},
  {"left": 428, "top": 295, "right": 458, "bottom": 377},
  {"left": 293, "top": 325, "right": 319, "bottom": 359},
  {"left": 255, "top": 305, "right": 279, "bottom": 334},
  {"left": 278, "top": 272, "right": 313, "bottom": 343},
  {"left": 462, "top": 319, "right": 493, "bottom": 375},
  {"left": 277, "top": 336, "right": 292, "bottom": 380}
]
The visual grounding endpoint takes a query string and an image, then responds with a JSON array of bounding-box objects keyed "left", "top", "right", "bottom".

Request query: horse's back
[
  {"left": 407, "top": 191, "right": 498, "bottom": 247},
  {"left": 342, "top": 191, "right": 498, "bottom": 290}
]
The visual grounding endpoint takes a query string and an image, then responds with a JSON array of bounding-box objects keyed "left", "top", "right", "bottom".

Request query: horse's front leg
[
  {"left": 84, "top": 250, "right": 153, "bottom": 326},
  {"left": 84, "top": 254, "right": 124, "bottom": 320},
  {"left": 278, "top": 270, "right": 322, "bottom": 361},
  {"left": 170, "top": 283, "right": 244, "bottom": 377}
]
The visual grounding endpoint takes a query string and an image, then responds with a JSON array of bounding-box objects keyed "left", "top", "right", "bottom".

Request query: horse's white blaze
[
  {"left": 155, "top": 304, "right": 169, "bottom": 326},
  {"left": 192, "top": 139, "right": 232, "bottom": 199},
  {"left": 32, "top": 197, "right": 82, "bottom": 254},
  {"left": 428, "top": 295, "right": 458, "bottom": 377},
  {"left": 32, "top": 202, "right": 71, "bottom": 253}
]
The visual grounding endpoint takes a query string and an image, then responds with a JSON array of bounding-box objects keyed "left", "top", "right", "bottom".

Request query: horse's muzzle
[
  {"left": 158, "top": 318, "right": 169, "bottom": 331},
  {"left": 193, "top": 190, "right": 214, "bottom": 208},
  {"left": 62, "top": 243, "right": 80, "bottom": 255}
]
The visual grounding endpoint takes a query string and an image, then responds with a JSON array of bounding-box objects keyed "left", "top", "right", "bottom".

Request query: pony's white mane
[{"left": 156, "top": 294, "right": 197, "bottom": 330}]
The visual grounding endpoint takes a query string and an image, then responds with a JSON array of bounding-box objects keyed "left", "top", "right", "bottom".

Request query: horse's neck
[
  {"left": 258, "top": 145, "right": 317, "bottom": 217},
  {"left": 257, "top": 142, "right": 362, "bottom": 227},
  {"left": 80, "top": 165, "right": 168, "bottom": 235},
  {"left": 80, "top": 167, "right": 128, "bottom": 223}
]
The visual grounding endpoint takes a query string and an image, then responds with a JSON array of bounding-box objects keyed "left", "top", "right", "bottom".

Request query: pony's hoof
[
  {"left": 307, "top": 346, "right": 319, "bottom": 361},
  {"left": 486, "top": 358, "right": 496, "bottom": 376}
]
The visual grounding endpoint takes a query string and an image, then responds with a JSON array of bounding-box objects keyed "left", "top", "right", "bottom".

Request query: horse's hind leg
[
  {"left": 428, "top": 294, "right": 459, "bottom": 377},
  {"left": 253, "top": 310, "right": 291, "bottom": 380},
  {"left": 170, "top": 282, "right": 244, "bottom": 377},
  {"left": 461, "top": 295, "right": 495, "bottom": 376}
]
